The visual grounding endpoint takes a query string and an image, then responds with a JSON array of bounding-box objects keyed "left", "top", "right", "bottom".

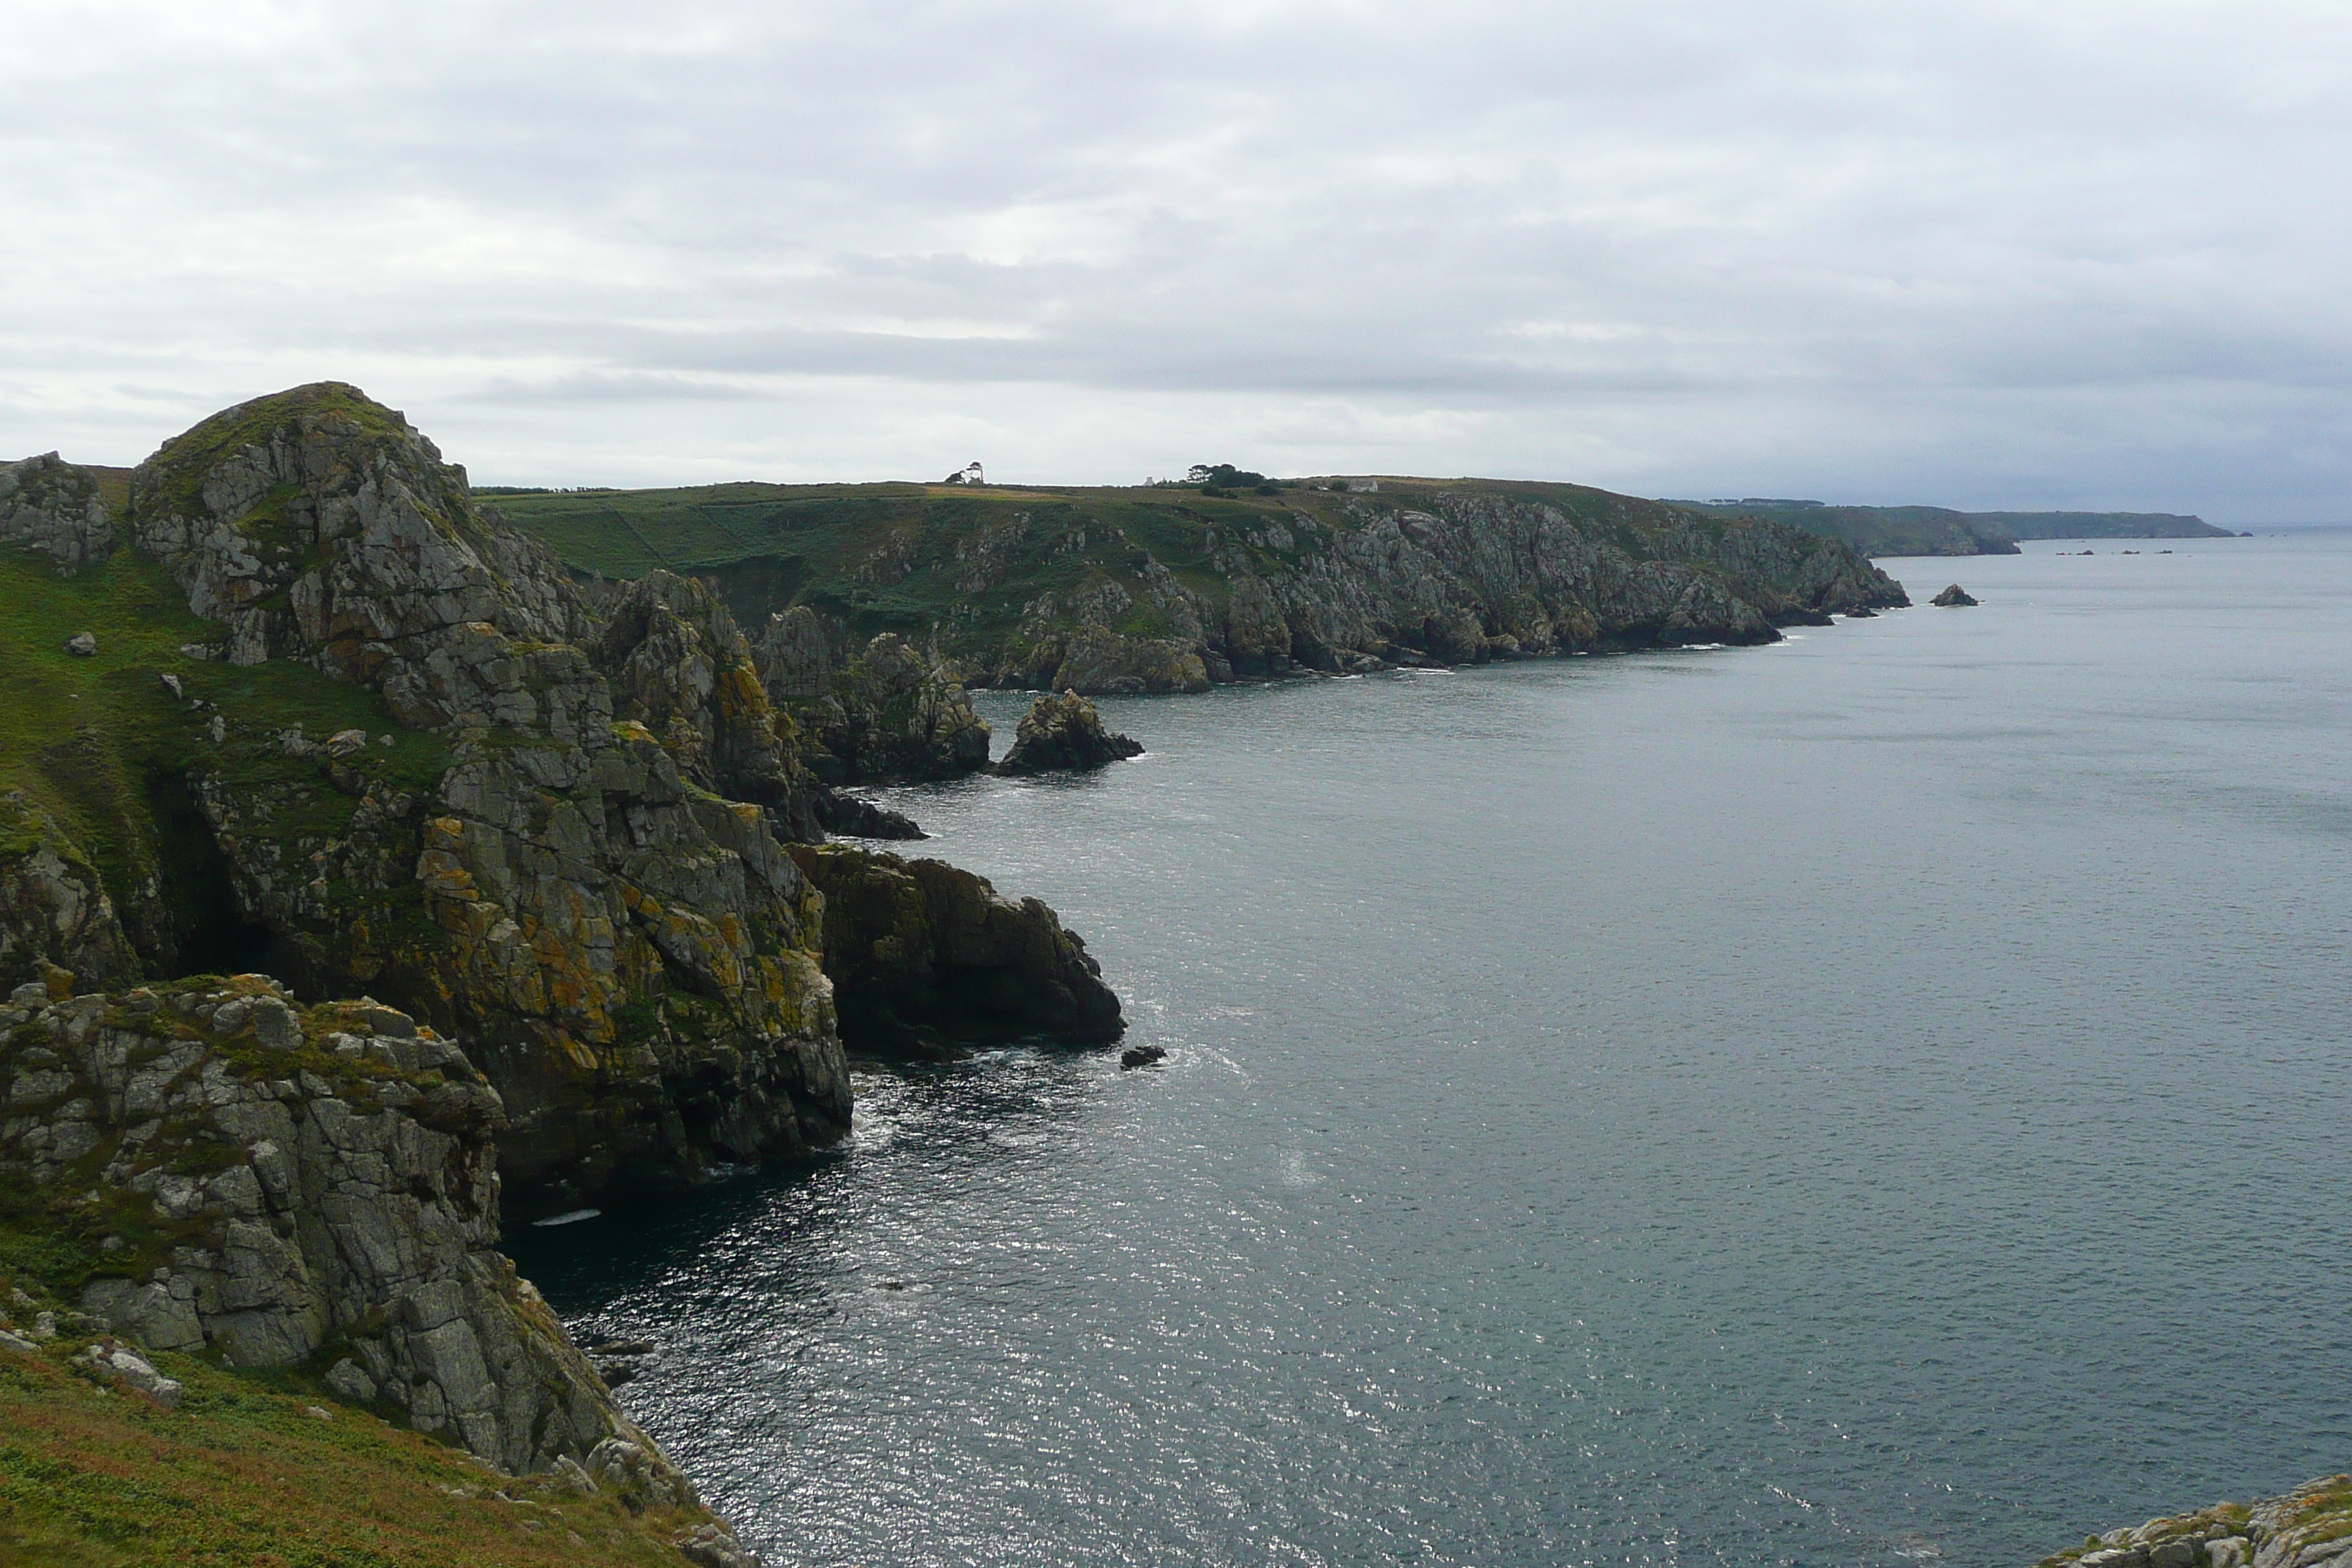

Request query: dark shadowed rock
[
  {"left": 996, "top": 690, "right": 1145, "bottom": 774},
  {"left": 813, "top": 788, "right": 927, "bottom": 840},
  {"left": 1120, "top": 1044, "right": 1166, "bottom": 1069},
  {"left": 786, "top": 842, "right": 1123, "bottom": 1056},
  {"left": 1931, "top": 583, "right": 1980, "bottom": 606}
]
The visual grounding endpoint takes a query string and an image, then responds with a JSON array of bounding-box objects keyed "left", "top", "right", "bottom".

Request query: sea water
[{"left": 508, "top": 532, "right": 2352, "bottom": 1567}]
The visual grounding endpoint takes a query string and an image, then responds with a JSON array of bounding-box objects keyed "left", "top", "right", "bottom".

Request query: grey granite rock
[
  {"left": 2032, "top": 1474, "right": 2352, "bottom": 1568},
  {"left": 0, "top": 977, "right": 688, "bottom": 1488},
  {"left": 0, "top": 453, "right": 116, "bottom": 571}
]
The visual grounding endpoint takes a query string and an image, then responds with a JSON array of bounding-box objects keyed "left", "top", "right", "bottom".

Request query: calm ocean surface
[{"left": 509, "top": 532, "right": 2352, "bottom": 1567}]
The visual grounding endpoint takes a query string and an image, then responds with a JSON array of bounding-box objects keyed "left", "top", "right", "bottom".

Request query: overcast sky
[{"left": 4, "top": 1, "right": 2347, "bottom": 519}]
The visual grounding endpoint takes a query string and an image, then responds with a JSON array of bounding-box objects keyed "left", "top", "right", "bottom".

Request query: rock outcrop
[
  {"left": 2031, "top": 1473, "right": 2352, "bottom": 1568},
  {"left": 785, "top": 843, "right": 1123, "bottom": 1057},
  {"left": 0, "top": 793, "right": 140, "bottom": 996},
  {"left": 1932, "top": 583, "right": 1980, "bottom": 606},
  {"left": 996, "top": 691, "right": 1145, "bottom": 774},
  {"left": 755, "top": 608, "right": 992, "bottom": 784},
  {"left": 960, "top": 490, "right": 1906, "bottom": 691},
  {"left": 0, "top": 453, "right": 116, "bottom": 572},
  {"left": 0, "top": 976, "right": 688, "bottom": 1490},
  {"left": 102, "top": 389, "right": 853, "bottom": 1203}
]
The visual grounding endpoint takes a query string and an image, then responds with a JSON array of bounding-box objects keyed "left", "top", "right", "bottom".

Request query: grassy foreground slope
[{"left": 0, "top": 1333, "right": 703, "bottom": 1567}]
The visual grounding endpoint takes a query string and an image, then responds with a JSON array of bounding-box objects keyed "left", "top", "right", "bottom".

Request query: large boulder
[
  {"left": 786, "top": 843, "right": 1123, "bottom": 1056},
  {"left": 996, "top": 691, "right": 1144, "bottom": 774}
]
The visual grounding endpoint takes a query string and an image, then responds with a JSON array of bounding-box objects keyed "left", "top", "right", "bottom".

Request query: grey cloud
[{"left": 0, "top": 0, "right": 2346, "bottom": 517}]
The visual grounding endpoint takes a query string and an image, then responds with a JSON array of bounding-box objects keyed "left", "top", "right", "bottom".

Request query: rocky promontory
[
  {"left": 486, "top": 475, "right": 1912, "bottom": 697},
  {"left": 0, "top": 382, "right": 1131, "bottom": 1209},
  {"left": 2031, "top": 1474, "right": 2352, "bottom": 1568},
  {"left": 0, "top": 977, "right": 693, "bottom": 1485},
  {"left": 786, "top": 843, "right": 1123, "bottom": 1058}
]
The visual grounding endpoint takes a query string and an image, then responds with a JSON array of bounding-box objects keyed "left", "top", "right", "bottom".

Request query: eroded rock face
[
  {"left": 996, "top": 691, "right": 1144, "bottom": 774},
  {"left": 0, "top": 453, "right": 116, "bottom": 572},
  {"left": 0, "top": 793, "right": 139, "bottom": 996},
  {"left": 968, "top": 492, "right": 1906, "bottom": 692},
  {"left": 2030, "top": 1472, "right": 2352, "bottom": 1568},
  {"left": 121, "top": 388, "right": 851, "bottom": 1201},
  {"left": 755, "top": 608, "right": 992, "bottom": 784},
  {"left": 0, "top": 976, "right": 688, "bottom": 1488},
  {"left": 127, "top": 383, "right": 599, "bottom": 728},
  {"left": 786, "top": 843, "right": 1123, "bottom": 1056}
]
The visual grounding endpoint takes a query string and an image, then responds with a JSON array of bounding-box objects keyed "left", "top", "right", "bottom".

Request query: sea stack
[
  {"left": 996, "top": 690, "right": 1145, "bottom": 774},
  {"left": 1931, "top": 584, "right": 1980, "bottom": 606}
]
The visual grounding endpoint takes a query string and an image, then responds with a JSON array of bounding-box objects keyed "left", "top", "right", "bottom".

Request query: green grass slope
[{"left": 0, "top": 1332, "right": 707, "bottom": 1567}]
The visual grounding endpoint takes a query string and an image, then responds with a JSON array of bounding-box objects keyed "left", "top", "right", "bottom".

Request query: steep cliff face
[
  {"left": 492, "top": 475, "right": 1908, "bottom": 696},
  {"left": 0, "top": 977, "right": 675, "bottom": 1480},
  {"left": 755, "top": 606, "right": 992, "bottom": 784},
  {"left": 2032, "top": 1474, "right": 2352, "bottom": 1568},
  {"left": 0, "top": 792, "right": 140, "bottom": 995},
  {"left": 787, "top": 844, "right": 1122, "bottom": 1057},
  {"left": 987, "top": 490, "right": 1904, "bottom": 690},
  {"left": 92, "top": 387, "right": 854, "bottom": 1202}
]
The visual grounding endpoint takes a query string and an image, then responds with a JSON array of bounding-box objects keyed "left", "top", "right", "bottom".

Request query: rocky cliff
[
  {"left": 88, "top": 388, "right": 853, "bottom": 1205},
  {"left": 0, "top": 978, "right": 665, "bottom": 1477},
  {"left": 755, "top": 606, "right": 992, "bottom": 784},
  {"left": 2032, "top": 1474, "right": 2352, "bottom": 1568},
  {"left": 486, "top": 475, "right": 1910, "bottom": 697},
  {"left": 787, "top": 844, "right": 1122, "bottom": 1058}
]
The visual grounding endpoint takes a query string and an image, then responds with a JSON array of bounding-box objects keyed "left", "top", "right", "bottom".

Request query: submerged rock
[
  {"left": 787, "top": 843, "right": 1123, "bottom": 1055},
  {"left": 995, "top": 690, "right": 1145, "bottom": 774},
  {"left": 1931, "top": 583, "right": 1980, "bottom": 606}
]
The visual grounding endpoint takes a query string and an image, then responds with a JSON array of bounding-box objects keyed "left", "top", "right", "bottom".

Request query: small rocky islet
[{"left": 0, "top": 381, "right": 2236, "bottom": 1564}]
